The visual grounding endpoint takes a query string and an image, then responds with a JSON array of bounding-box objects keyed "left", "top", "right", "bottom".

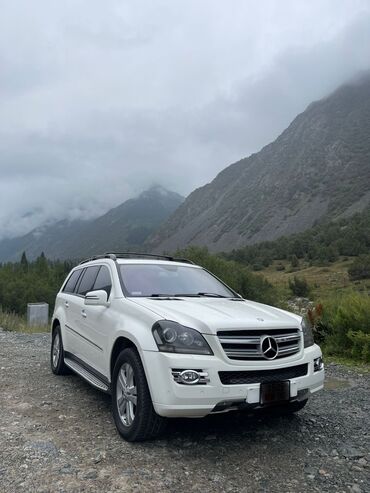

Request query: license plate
[{"left": 260, "top": 381, "right": 290, "bottom": 405}]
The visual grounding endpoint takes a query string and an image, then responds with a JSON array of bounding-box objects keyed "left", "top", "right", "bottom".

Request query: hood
[{"left": 129, "top": 297, "right": 301, "bottom": 335}]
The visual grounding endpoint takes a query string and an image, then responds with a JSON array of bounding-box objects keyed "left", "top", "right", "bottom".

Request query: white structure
[{"left": 27, "top": 302, "right": 49, "bottom": 326}]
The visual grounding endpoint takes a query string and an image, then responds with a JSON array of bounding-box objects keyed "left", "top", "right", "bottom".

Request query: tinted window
[
  {"left": 93, "top": 266, "right": 112, "bottom": 297},
  {"left": 63, "top": 269, "right": 83, "bottom": 293},
  {"left": 119, "top": 264, "right": 234, "bottom": 297},
  {"left": 77, "top": 266, "right": 100, "bottom": 296}
]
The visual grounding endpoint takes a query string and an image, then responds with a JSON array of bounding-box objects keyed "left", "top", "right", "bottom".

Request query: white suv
[{"left": 51, "top": 253, "right": 324, "bottom": 441}]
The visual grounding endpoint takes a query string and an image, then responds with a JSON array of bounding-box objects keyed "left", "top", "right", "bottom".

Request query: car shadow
[{"left": 66, "top": 372, "right": 309, "bottom": 446}]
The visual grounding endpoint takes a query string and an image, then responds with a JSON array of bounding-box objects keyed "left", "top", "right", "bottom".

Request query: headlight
[
  {"left": 301, "top": 317, "right": 314, "bottom": 348},
  {"left": 152, "top": 321, "right": 213, "bottom": 355}
]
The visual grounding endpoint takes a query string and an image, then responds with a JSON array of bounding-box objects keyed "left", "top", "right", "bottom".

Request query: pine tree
[{"left": 20, "top": 252, "right": 28, "bottom": 272}]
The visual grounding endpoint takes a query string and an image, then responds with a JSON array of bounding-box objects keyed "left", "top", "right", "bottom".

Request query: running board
[{"left": 64, "top": 357, "right": 109, "bottom": 392}]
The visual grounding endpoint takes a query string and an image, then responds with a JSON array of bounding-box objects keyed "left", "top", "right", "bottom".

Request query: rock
[
  {"left": 340, "top": 447, "right": 365, "bottom": 459},
  {"left": 59, "top": 464, "right": 74, "bottom": 475},
  {"left": 26, "top": 441, "right": 59, "bottom": 458},
  {"left": 82, "top": 469, "right": 97, "bottom": 480},
  {"left": 92, "top": 451, "right": 106, "bottom": 464}
]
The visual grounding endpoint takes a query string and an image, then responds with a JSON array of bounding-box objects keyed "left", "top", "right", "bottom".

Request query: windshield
[{"left": 119, "top": 264, "right": 236, "bottom": 298}]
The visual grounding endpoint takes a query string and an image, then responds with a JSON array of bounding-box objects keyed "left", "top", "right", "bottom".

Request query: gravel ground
[{"left": 0, "top": 329, "right": 369, "bottom": 493}]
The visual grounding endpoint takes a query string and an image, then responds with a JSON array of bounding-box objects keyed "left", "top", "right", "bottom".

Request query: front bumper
[{"left": 142, "top": 344, "right": 324, "bottom": 417}]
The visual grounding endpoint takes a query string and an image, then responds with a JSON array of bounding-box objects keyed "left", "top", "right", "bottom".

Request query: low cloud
[{"left": 0, "top": 0, "right": 369, "bottom": 239}]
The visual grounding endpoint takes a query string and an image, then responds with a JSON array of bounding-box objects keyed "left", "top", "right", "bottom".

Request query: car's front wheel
[
  {"left": 50, "top": 326, "right": 69, "bottom": 375},
  {"left": 112, "top": 347, "right": 166, "bottom": 442}
]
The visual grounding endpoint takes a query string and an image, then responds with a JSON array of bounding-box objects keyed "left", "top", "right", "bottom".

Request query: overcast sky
[{"left": 1, "top": 0, "right": 370, "bottom": 239}]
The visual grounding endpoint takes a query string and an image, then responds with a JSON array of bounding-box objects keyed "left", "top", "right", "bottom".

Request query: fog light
[
  {"left": 172, "top": 369, "right": 210, "bottom": 385},
  {"left": 179, "top": 370, "right": 200, "bottom": 384},
  {"left": 314, "top": 357, "right": 324, "bottom": 372}
]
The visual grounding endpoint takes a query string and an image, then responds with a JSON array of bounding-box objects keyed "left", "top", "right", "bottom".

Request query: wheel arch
[
  {"left": 110, "top": 336, "right": 138, "bottom": 381},
  {"left": 52, "top": 318, "right": 60, "bottom": 334}
]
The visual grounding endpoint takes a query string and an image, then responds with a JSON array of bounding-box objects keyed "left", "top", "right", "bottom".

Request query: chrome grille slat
[
  {"left": 219, "top": 337, "right": 260, "bottom": 345},
  {"left": 278, "top": 344, "right": 300, "bottom": 354},
  {"left": 217, "top": 328, "right": 301, "bottom": 361}
]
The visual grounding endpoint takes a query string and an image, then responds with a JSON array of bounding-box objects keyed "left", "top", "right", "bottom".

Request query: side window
[
  {"left": 92, "top": 266, "right": 112, "bottom": 298},
  {"left": 63, "top": 269, "right": 83, "bottom": 294},
  {"left": 76, "top": 266, "right": 100, "bottom": 296}
]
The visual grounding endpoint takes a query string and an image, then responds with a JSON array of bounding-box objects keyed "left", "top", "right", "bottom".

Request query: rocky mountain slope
[
  {"left": 149, "top": 74, "right": 370, "bottom": 252},
  {"left": 0, "top": 186, "right": 183, "bottom": 261}
]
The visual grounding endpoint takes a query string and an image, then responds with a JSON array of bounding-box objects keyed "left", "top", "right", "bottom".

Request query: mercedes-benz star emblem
[{"left": 260, "top": 335, "right": 278, "bottom": 360}]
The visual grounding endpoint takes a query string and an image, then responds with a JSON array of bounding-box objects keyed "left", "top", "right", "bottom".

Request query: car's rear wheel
[
  {"left": 112, "top": 347, "right": 166, "bottom": 442},
  {"left": 50, "top": 326, "right": 69, "bottom": 375}
]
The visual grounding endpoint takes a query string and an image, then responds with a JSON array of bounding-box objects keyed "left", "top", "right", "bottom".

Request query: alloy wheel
[
  {"left": 116, "top": 363, "right": 137, "bottom": 426},
  {"left": 52, "top": 332, "right": 61, "bottom": 368}
]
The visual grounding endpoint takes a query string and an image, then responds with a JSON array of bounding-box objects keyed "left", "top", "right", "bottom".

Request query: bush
[
  {"left": 348, "top": 255, "right": 370, "bottom": 280},
  {"left": 315, "top": 292, "right": 370, "bottom": 362},
  {"left": 288, "top": 276, "right": 310, "bottom": 297},
  {"left": 347, "top": 331, "right": 370, "bottom": 363},
  {"left": 290, "top": 255, "right": 299, "bottom": 268}
]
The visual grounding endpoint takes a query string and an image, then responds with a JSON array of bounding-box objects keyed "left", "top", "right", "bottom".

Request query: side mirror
[{"left": 85, "top": 290, "right": 110, "bottom": 307}]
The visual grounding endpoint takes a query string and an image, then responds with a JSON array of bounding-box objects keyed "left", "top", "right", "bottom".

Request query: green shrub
[
  {"left": 348, "top": 255, "right": 370, "bottom": 280},
  {"left": 288, "top": 276, "right": 310, "bottom": 297},
  {"left": 290, "top": 255, "right": 299, "bottom": 268},
  {"left": 317, "top": 292, "right": 370, "bottom": 362},
  {"left": 347, "top": 330, "right": 370, "bottom": 363}
]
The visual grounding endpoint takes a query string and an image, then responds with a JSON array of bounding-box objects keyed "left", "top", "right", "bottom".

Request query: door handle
[
  {"left": 65, "top": 301, "right": 69, "bottom": 308},
  {"left": 81, "top": 310, "right": 87, "bottom": 318}
]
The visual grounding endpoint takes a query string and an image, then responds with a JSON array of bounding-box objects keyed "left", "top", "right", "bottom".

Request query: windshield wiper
[
  {"left": 197, "top": 292, "right": 228, "bottom": 298},
  {"left": 174, "top": 292, "right": 228, "bottom": 298},
  {"left": 148, "top": 293, "right": 174, "bottom": 298},
  {"left": 174, "top": 293, "right": 201, "bottom": 297},
  {"left": 148, "top": 292, "right": 229, "bottom": 298}
]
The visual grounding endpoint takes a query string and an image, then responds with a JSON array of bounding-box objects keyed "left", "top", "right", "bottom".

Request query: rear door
[
  {"left": 60, "top": 268, "right": 85, "bottom": 355},
  {"left": 72, "top": 265, "right": 100, "bottom": 362}
]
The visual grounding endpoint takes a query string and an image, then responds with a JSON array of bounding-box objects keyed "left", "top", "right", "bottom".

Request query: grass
[
  {"left": 260, "top": 257, "right": 370, "bottom": 301},
  {"left": 323, "top": 354, "right": 370, "bottom": 373},
  {"left": 0, "top": 309, "right": 49, "bottom": 333}
]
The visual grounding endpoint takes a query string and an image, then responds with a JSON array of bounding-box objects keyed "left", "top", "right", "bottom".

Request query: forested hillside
[
  {"left": 225, "top": 208, "right": 370, "bottom": 269},
  {"left": 0, "top": 254, "right": 72, "bottom": 314}
]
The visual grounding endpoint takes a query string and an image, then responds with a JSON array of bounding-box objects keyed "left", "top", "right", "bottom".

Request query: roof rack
[
  {"left": 79, "top": 253, "right": 117, "bottom": 265},
  {"left": 79, "top": 252, "right": 194, "bottom": 265}
]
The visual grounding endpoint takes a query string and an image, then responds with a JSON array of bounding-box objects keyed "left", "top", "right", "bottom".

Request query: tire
[
  {"left": 50, "top": 326, "right": 69, "bottom": 375},
  {"left": 111, "top": 347, "right": 166, "bottom": 442}
]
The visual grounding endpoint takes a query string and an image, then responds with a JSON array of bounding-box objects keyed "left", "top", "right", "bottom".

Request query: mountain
[
  {"left": 0, "top": 186, "right": 183, "bottom": 261},
  {"left": 149, "top": 74, "right": 370, "bottom": 253}
]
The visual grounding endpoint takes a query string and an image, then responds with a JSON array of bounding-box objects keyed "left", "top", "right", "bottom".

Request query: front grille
[
  {"left": 219, "top": 363, "right": 308, "bottom": 385},
  {"left": 217, "top": 328, "right": 301, "bottom": 360}
]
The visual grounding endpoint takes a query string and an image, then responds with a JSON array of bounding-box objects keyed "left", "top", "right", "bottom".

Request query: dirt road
[{"left": 0, "top": 330, "right": 369, "bottom": 492}]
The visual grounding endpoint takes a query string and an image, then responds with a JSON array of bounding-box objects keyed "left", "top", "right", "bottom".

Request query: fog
[{"left": 1, "top": 0, "right": 370, "bottom": 239}]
